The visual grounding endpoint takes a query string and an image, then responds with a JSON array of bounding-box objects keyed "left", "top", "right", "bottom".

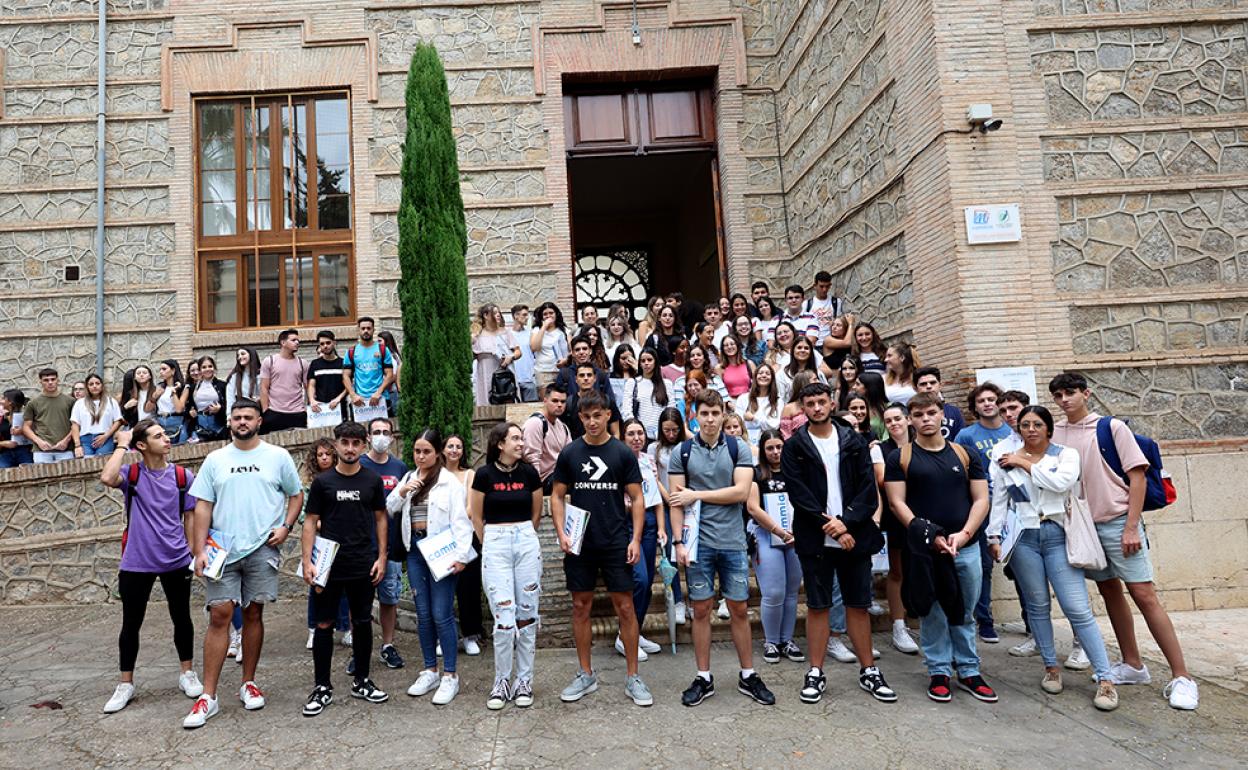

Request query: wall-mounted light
[{"left": 967, "top": 103, "right": 1004, "bottom": 133}]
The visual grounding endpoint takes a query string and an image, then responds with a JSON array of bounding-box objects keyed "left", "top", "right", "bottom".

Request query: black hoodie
[{"left": 779, "top": 419, "right": 881, "bottom": 558}]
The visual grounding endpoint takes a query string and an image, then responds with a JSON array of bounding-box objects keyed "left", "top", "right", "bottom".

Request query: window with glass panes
[{"left": 195, "top": 91, "right": 354, "bottom": 329}]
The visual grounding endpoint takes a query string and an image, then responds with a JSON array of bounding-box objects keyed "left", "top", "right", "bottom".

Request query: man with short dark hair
[
  {"left": 781, "top": 284, "right": 820, "bottom": 340},
  {"left": 551, "top": 391, "right": 653, "bottom": 706},
  {"left": 358, "top": 417, "right": 408, "bottom": 672},
  {"left": 1049, "top": 371, "right": 1197, "bottom": 710},
  {"left": 22, "top": 367, "right": 75, "bottom": 463},
  {"left": 695, "top": 303, "right": 730, "bottom": 349},
  {"left": 183, "top": 400, "right": 303, "bottom": 729},
  {"left": 510, "top": 305, "right": 539, "bottom": 402},
  {"left": 553, "top": 336, "right": 612, "bottom": 401},
  {"left": 562, "top": 362, "right": 622, "bottom": 440},
  {"left": 522, "top": 383, "right": 572, "bottom": 494},
  {"left": 307, "top": 330, "right": 348, "bottom": 422},
  {"left": 885, "top": 392, "right": 996, "bottom": 705},
  {"left": 998, "top": 390, "right": 1030, "bottom": 428},
  {"left": 342, "top": 317, "right": 395, "bottom": 412},
  {"left": 914, "top": 367, "right": 965, "bottom": 441},
  {"left": 670, "top": 389, "right": 774, "bottom": 707},
  {"left": 748, "top": 281, "right": 770, "bottom": 319},
  {"left": 804, "top": 271, "right": 850, "bottom": 347},
  {"left": 301, "top": 420, "right": 390, "bottom": 716},
  {"left": 259, "top": 329, "right": 309, "bottom": 434},
  {"left": 781, "top": 382, "right": 896, "bottom": 704}
]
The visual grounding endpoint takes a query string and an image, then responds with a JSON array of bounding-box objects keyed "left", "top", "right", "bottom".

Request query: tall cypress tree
[{"left": 396, "top": 44, "right": 473, "bottom": 461}]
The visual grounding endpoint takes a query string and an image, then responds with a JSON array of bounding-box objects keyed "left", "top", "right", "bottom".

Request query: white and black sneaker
[
  {"left": 799, "top": 669, "right": 827, "bottom": 704},
  {"left": 302, "top": 685, "right": 333, "bottom": 717},
  {"left": 762, "top": 642, "right": 781, "bottom": 664},
  {"left": 859, "top": 667, "right": 898, "bottom": 702},
  {"left": 351, "top": 677, "right": 389, "bottom": 704}
]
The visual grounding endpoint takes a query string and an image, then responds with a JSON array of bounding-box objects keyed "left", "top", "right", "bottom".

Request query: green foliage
[{"left": 396, "top": 44, "right": 474, "bottom": 464}]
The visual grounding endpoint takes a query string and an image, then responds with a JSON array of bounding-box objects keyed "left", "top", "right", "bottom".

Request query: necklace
[{"left": 495, "top": 460, "right": 518, "bottom": 473}]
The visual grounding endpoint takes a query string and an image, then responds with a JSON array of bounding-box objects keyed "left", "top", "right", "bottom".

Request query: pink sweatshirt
[{"left": 1052, "top": 413, "right": 1149, "bottom": 523}]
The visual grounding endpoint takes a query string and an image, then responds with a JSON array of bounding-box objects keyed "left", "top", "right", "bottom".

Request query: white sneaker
[
  {"left": 825, "top": 636, "right": 856, "bottom": 663},
  {"left": 615, "top": 634, "right": 649, "bottom": 662},
  {"left": 227, "top": 627, "right": 241, "bottom": 659},
  {"left": 103, "top": 683, "right": 135, "bottom": 713},
  {"left": 1165, "top": 676, "right": 1199, "bottom": 710},
  {"left": 182, "top": 695, "right": 218, "bottom": 729},
  {"left": 234, "top": 641, "right": 244, "bottom": 664},
  {"left": 463, "top": 637, "right": 481, "bottom": 656},
  {"left": 891, "top": 622, "right": 919, "bottom": 654},
  {"left": 638, "top": 634, "right": 662, "bottom": 654},
  {"left": 431, "top": 675, "right": 460, "bottom": 705},
  {"left": 674, "top": 601, "right": 687, "bottom": 625},
  {"left": 1009, "top": 637, "right": 1039, "bottom": 657},
  {"left": 867, "top": 601, "right": 887, "bottom": 617},
  {"left": 407, "top": 669, "right": 440, "bottom": 697},
  {"left": 341, "top": 630, "right": 354, "bottom": 647},
  {"left": 306, "top": 629, "right": 315, "bottom": 650},
  {"left": 1064, "top": 642, "right": 1091, "bottom": 671},
  {"left": 1106, "top": 661, "right": 1151, "bottom": 685},
  {"left": 1001, "top": 621, "right": 1028, "bottom": 635},
  {"left": 178, "top": 670, "right": 204, "bottom": 698},
  {"left": 716, "top": 598, "right": 730, "bottom": 619},
  {"left": 239, "top": 681, "right": 266, "bottom": 710}
]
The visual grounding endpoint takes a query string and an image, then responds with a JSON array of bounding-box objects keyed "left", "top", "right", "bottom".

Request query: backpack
[
  {"left": 528, "top": 412, "right": 548, "bottom": 440},
  {"left": 678, "top": 435, "right": 740, "bottom": 474},
  {"left": 345, "top": 339, "right": 388, "bottom": 370},
  {"left": 898, "top": 441, "right": 970, "bottom": 476},
  {"left": 489, "top": 368, "right": 518, "bottom": 405},
  {"left": 1094, "top": 417, "right": 1176, "bottom": 511},
  {"left": 122, "top": 462, "right": 190, "bottom": 554}
]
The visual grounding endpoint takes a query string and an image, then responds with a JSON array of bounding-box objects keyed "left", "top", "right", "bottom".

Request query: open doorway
[{"left": 563, "top": 81, "right": 725, "bottom": 323}]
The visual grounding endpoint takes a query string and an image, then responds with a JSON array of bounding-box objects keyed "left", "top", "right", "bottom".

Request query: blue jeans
[
  {"left": 919, "top": 542, "right": 983, "bottom": 678},
  {"left": 308, "top": 588, "right": 351, "bottom": 632},
  {"left": 0, "top": 445, "right": 34, "bottom": 467},
  {"left": 408, "top": 544, "right": 460, "bottom": 672},
  {"left": 631, "top": 508, "right": 659, "bottom": 623},
  {"left": 974, "top": 531, "right": 994, "bottom": 630},
  {"left": 685, "top": 546, "right": 751, "bottom": 602},
  {"left": 80, "top": 434, "right": 116, "bottom": 456},
  {"left": 827, "top": 574, "right": 846, "bottom": 634},
  {"left": 156, "top": 415, "right": 185, "bottom": 445},
  {"left": 661, "top": 505, "right": 684, "bottom": 604},
  {"left": 1009, "top": 521, "right": 1113, "bottom": 680},
  {"left": 748, "top": 522, "right": 801, "bottom": 644}
]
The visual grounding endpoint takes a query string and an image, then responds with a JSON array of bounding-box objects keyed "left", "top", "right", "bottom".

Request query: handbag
[{"left": 1064, "top": 481, "right": 1107, "bottom": 571}]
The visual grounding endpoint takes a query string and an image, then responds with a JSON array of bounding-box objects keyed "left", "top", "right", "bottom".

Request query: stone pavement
[{"left": 0, "top": 604, "right": 1245, "bottom": 769}]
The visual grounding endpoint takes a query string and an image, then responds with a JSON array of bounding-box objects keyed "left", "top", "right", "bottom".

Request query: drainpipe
[{"left": 94, "top": 0, "right": 107, "bottom": 376}]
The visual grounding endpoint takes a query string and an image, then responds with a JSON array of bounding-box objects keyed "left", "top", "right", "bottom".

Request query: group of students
[
  {"left": 101, "top": 361, "right": 1198, "bottom": 726},
  {"left": 0, "top": 318, "right": 402, "bottom": 468}
]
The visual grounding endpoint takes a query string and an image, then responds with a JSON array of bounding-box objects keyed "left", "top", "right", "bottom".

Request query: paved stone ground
[{"left": 0, "top": 604, "right": 1244, "bottom": 769}]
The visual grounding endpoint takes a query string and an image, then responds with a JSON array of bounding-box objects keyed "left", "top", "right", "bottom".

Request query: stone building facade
[{"left": 1, "top": 0, "right": 1246, "bottom": 609}]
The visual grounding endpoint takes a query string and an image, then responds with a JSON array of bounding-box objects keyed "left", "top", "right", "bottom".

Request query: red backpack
[{"left": 121, "top": 463, "right": 190, "bottom": 554}]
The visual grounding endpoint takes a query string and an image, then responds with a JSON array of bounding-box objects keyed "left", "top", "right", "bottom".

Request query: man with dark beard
[{"left": 183, "top": 400, "right": 303, "bottom": 729}]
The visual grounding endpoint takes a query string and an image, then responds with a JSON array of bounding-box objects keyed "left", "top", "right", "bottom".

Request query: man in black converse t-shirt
[
  {"left": 551, "top": 391, "right": 653, "bottom": 707},
  {"left": 301, "top": 421, "right": 390, "bottom": 716}
]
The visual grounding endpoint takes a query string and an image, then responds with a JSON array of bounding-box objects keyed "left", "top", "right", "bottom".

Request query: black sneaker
[
  {"left": 799, "top": 669, "right": 826, "bottom": 704},
  {"left": 379, "top": 644, "right": 405, "bottom": 669},
  {"left": 681, "top": 675, "right": 715, "bottom": 707},
  {"left": 859, "top": 666, "right": 898, "bottom": 702},
  {"left": 762, "top": 643, "right": 781, "bottom": 664},
  {"left": 302, "top": 685, "right": 333, "bottom": 717},
  {"left": 351, "top": 677, "right": 389, "bottom": 704},
  {"left": 927, "top": 675, "right": 953, "bottom": 703},
  {"left": 957, "top": 675, "right": 999, "bottom": 703},
  {"left": 737, "top": 672, "right": 776, "bottom": 705},
  {"left": 345, "top": 656, "right": 356, "bottom": 676},
  {"left": 781, "top": 640, "right": 806, "bottom": 663}
]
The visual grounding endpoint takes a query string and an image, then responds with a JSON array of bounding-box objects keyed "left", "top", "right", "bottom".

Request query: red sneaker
[
  {"left": 927, "top": 675, "right": 952, "bottom": 702},
  {"left": 957, "top": 675, "right": 999, "bottom": 703}
]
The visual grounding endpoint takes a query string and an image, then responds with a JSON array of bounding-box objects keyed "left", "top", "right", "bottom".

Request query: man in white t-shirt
[
  {"left": 781, "top": 284, "right": 820, "bottom": 341},
  {"left": 803, "top": 271, "right": 850, "bottom": 348},
  {"left": 182, "top": 399, "right": 303, "bottom": 729}
]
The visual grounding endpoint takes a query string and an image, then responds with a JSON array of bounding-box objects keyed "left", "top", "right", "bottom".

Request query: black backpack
[{"left": 489, "top": 368, "right": 518, "bottom": 405}]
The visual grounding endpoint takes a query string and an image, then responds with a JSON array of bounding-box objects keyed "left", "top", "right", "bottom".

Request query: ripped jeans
[{"left": 482, "top": 522, "right": 542, "bottom": 683}]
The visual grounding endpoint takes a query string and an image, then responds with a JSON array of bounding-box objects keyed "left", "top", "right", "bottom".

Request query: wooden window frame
[{"left": 193, "top": 89, "right": 356, "bottom": 331}]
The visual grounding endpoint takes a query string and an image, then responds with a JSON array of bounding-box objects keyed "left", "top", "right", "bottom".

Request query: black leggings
[
  {"left": 455, "top": 535, "right": 486, "bottom": 639},
  {"left": 313, "top": 576, "right": 376, "bottom": 686},
  {"left": 118, "top": 568, "right": 195, "bottom": 672}
]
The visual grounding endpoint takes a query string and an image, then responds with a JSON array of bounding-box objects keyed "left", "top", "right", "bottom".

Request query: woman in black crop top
[{"left": 468, "top": 421, "right": 543, "bottom": 709}]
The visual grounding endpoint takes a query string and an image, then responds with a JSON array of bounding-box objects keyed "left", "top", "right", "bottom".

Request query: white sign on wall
[
  {"left": 964, "top": 203, "right": 1022, "bottom": 244},
  {"left": 975, "top": 366, "right": 1038, "bottom": 403}
]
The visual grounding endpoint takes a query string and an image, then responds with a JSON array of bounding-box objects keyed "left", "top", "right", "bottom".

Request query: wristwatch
[{"left": 671, "top": 538, "right": 684, "bottom": 546}]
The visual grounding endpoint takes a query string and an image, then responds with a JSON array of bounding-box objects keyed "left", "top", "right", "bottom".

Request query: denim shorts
[
  {"left": 686, "top": 546, "right": 751, "bottom": 602},
  {"left": 1086, "top": 515, "right": 1154, "bottom": 584},
  {"left": 377, "top": 560, "right": 404, "bottom": 604},
  {"left": 203, "top": 545, "right": 280, "bottom": 609}
]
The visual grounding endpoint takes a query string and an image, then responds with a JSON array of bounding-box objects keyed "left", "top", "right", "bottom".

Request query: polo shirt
[{"left": 667, "top": 431, "right": 753, "bottom": 551}]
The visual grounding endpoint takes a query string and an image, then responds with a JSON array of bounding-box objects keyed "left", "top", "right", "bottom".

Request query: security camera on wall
[{"left": 967, "top": 104, "right": 1004, "bottom": 133}]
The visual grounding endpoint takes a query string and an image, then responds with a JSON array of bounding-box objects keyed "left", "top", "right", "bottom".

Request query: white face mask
[{"left": 370, "top": 435, "right": 392, "bottom": 454}]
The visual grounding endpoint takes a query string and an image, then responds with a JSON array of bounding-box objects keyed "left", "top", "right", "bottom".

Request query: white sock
[
  {"left": 893, "top": 619, "right": 907, "bottom": 630},
  {"left": 740, "top": 668, "right": 755, "bottom": 679},
  {"left": 697, "top": 670, "right": 712, "bottom": 682},
  {"left": 808, "top": 666, "right": 822, "bottom": 677}
]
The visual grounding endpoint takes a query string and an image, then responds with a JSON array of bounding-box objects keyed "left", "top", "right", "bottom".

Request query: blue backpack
[
  {"left": 678, "top": 435, "right": 740, "bottom": 472},
  {"left": 1094, "top": 417, "right": 1176, "bottom": 511}
]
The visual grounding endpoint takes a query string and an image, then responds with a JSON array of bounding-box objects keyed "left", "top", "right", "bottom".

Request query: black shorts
[
  {"left": 564, "top": 546, "right": 633, "bottom": 593},
  {"left": 260, "top": 409, "right": 307, "bottom": 434},
  {"left": 798, "top": 548, "right": 873, "bottom": 611}
]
